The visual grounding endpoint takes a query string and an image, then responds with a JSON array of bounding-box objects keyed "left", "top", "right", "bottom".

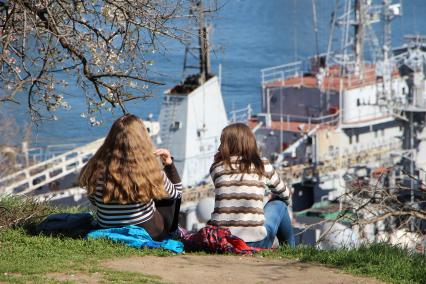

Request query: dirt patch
[
  {"left": 46, "top": 272, "right": 101, "bottom": 284},
  {"left": 1, "top": 272, "right": 23, "bottom": 283},
  {"left": 104, "top": 255, "right": 384, "bottom": 284}
]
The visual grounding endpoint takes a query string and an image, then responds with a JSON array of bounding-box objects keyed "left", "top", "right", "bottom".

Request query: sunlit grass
[
  {"left": 1, "top": 196, "right": 425, "bottom": 283},
  {"left": 261, "top": 244, "right": 426, "bottom": 284}
]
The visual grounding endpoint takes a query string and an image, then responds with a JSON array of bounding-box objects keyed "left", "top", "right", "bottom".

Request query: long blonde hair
[{"left": 79, "top": 114, "right": 167, "bottom": 204}]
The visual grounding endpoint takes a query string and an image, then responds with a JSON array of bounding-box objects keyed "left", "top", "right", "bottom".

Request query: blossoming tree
[{"left": 0, "top": 0, "right": 190, "bottom": 122}]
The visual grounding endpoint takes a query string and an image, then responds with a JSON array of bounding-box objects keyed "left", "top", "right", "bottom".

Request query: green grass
[
  {"left": 0, "top": 228, "right": 172, "bottom": 283},
  {"left": 0, "top": 196, "right": 425, "bottom": 283},
  {"left": 261, "top": 244, "right": 426, "bottom": 284},
  {"left": 0, "top": 195, "right": 89, "bottom": 231},
  {"left": 0, "top": 196, "right": 171, "bottom": 283}
]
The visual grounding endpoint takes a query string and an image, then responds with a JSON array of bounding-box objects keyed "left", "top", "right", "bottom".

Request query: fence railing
[
  {"left": 0, "top": 138, "right": 104, "bottom": 196},
  {"left": 270, "top": 111, "right": 340, "bottom": 128},
  {"left": 15, "top": 143, "right": 81, "bottom": 166},
  {"left": 229, "top": 104, "right": 252, "bottom": 123},
  {"left": 261, "top": 61, "right": 305, "bottom": 86}
]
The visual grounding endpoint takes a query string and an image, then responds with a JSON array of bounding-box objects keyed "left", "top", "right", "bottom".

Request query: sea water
[{"left": 2, "top": 0, "right": 426, "bottom": 147}]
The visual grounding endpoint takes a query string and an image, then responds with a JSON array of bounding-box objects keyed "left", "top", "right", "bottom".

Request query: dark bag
[{"left": 35, "top": 213, "right": 98, "bottom": 238}]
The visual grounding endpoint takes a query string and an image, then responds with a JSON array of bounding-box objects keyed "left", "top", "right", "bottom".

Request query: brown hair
[
  {"left": 212, "top": 123, "right": 265, "bottom": 176},
  {"left": 79, "top": 114, "right": 167, "bottom": 204}
]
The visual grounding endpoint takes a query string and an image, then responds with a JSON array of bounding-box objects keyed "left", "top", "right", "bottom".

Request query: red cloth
[{"left": 182, "top": 225, "right": 267, "bottom": 255}]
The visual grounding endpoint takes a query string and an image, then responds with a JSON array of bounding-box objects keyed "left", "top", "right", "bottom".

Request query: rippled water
[{"left": 3, "top": 0, "right": 426, "bottom": 146}]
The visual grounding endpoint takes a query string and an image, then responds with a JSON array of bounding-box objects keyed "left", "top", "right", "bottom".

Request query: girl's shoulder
[
  {"left": 210, "top": 157, "right": 238, "bottom": 174},
  {"left": 210, "top": 161, "right": 225, "bottom": 174},
  {"left": 210, "top": 160, "right": 224, "bottom": 174}
]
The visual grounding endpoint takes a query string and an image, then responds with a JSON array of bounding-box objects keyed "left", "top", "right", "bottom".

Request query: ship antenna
[
  {"left": 183, "top": 0, "right": 211, "bottom": 84},
  {"left": 312, "top": 0, "right": 320, "bottom": 59},
  {"left": 382, "top": 0, "right": 395, "bottom": 102},
  {"left": 293, "top": 0, "right": 298, "bottom": 61},
  {"left": 197, "top": 0, "right": 211, "bottom": 84},
  {"left": 383, "top": 0, "right": 392, "bottom": 64},
  {"left": 354, "top": 0, "right": 366, "bottom": 75},
  {"left": 325, "top": 0, "right": 339, "bottom": 68}
]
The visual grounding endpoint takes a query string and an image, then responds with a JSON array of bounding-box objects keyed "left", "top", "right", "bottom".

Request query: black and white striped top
[{"left": 87, "top": 164, "right": 182, "bottom": 228}]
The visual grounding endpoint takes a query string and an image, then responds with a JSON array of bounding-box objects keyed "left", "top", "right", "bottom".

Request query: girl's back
[
  {"left": 79, "top": 114, "right": 183, "bottom": 240},
  {"left": 209, "top": 124, "right": 290, "bottom": 243}
]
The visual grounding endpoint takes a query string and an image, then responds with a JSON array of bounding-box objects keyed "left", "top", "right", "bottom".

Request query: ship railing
[
  {"left": 0, "top": 138, "right": 104, "bottom": 197},
  {"left": 261, "top": 61, "right": 305, "bottom": 86},
  {"left": 346, "top": 66, "right": 377, "bottom": 88},
  {"left": 17, "top": 143, "right": 81, "bottom": 164},
  {"left": 2, "top": 148, "right": 44, "bottom": 170},
  {"left": 229, "top": 104, "right": 252, "bottom": 123},
  {"left": 10, "top": 140, "right": 90, "bottom": 169},
  {"left": 280, "top": 141, "right": 403, "bottom": 183},
  {"left": 269, "top": 111, "right": 340, "bottom": 127},
  {"left": 261, "top": 58, "right": 379, "bottom": 89},
  {"left": 0, "top": 143, "right": 85, "bottom": 179},
  {"left": 321, "top": 62, "right": 378, "bottom": 90},
  {"left": 44, "top": 143, "right": 81, "bottom": 159},
  {"left": 276, "top": 163, "right": 310, "bottom": 183},
  {"left": 318, "top": 140, "right": 403, "bottom": 172},
  {"left": 398, "top": 99, "right": 426, "bottom": 111}
]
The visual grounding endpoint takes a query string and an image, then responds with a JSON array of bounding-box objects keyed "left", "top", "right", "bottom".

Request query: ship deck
[
  {"left": 264, "top": 65, "right": 400, "bottom": 92},
  {"left": 248, "top": 118, "right": 320, "bottom": 133},
  {"left": 248, "top": 118, "right": 337, "bottom": 133}
]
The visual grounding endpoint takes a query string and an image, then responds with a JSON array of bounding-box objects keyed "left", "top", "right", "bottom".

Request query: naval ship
[{"left": 249, "top": 0, "right": 426, "bottom": 250}]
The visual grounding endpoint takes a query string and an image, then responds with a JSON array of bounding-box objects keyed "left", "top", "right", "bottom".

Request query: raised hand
[{"left": 154, "top": 148, "right": 173, "bottom": 165}]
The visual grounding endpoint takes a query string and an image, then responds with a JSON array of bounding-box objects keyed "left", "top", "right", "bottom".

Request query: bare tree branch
[{"left": 0, "top": 0, "right": 190, "bottom": 122}]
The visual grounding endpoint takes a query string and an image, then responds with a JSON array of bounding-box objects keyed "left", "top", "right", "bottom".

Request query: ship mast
[
  {"left": 197, "top": 0, "right": 211, "bottom": 84},
  {"left": 311, "top": 0, "right": 320, "bottom": 59},
  {"left": 380, "top": 0, "right": 401, "bottom": 102},
  {"left": 383, "top": 0, "right": 392, "bottom": 64},
  {"left": 354, "top": 0, "right": 365, "bottom": 74},
  {"left": 327, "top": 0, "right": 383, "bottom": 75},
  {"left": 183, "top": 0, "right": 211, "bottom": 85}
]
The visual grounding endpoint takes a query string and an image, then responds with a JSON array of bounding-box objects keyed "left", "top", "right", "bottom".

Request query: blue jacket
[{"left": 87, "top": 225, "right": 184, "bottom": 253}]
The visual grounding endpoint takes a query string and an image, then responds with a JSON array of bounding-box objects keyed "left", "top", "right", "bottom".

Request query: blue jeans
[{"left": 246, "top": 200, "right": 295, "bottom": 248}]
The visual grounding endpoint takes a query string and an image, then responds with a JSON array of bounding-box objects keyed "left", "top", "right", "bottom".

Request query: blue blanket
[{"left": 87, "top": 225, "right": 184, "bottom": 254}]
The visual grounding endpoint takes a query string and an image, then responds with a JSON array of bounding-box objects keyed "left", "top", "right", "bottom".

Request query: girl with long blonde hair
[
  {"left": 209, "top": 123, "right": 295, "bottom": 248},
  {"left": 79, "top": 114, "right": 182, "bottom": 240}
]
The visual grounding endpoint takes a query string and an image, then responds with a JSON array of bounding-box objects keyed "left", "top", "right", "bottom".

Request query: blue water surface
[{"left": 2, "top": 0, "right": 426, "bottom": 146}]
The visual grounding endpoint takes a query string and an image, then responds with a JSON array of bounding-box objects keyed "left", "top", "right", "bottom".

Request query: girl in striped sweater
[
  {"left": 210, "top": 123, "right": 295, "bottom": 248},
  {"left": 79, "top": 114, "right": 182, "bottom": 241}
]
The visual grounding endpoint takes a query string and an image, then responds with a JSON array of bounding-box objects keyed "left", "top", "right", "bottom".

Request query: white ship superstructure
[
  {"left": 156, "top": 0, "right": 227, "bottom": 187},
  {"left": 252, "top": 0, "right": 426, "bottom": 250},
  {"left": 253, "top": 0, "right": 412, "bottom": 195},
  {"left": 157, "top": 76, "right": 227, "bottom": 187}
]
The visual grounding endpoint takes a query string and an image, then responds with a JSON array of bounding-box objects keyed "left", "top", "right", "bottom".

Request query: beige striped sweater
[{"left": 209, "top": 156, "right": 289, "bottom": 242}]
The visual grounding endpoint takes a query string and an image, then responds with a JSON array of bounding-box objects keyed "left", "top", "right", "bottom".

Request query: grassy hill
[{"left": 1, "top": 196, "right": 425, "bottom": 284}]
